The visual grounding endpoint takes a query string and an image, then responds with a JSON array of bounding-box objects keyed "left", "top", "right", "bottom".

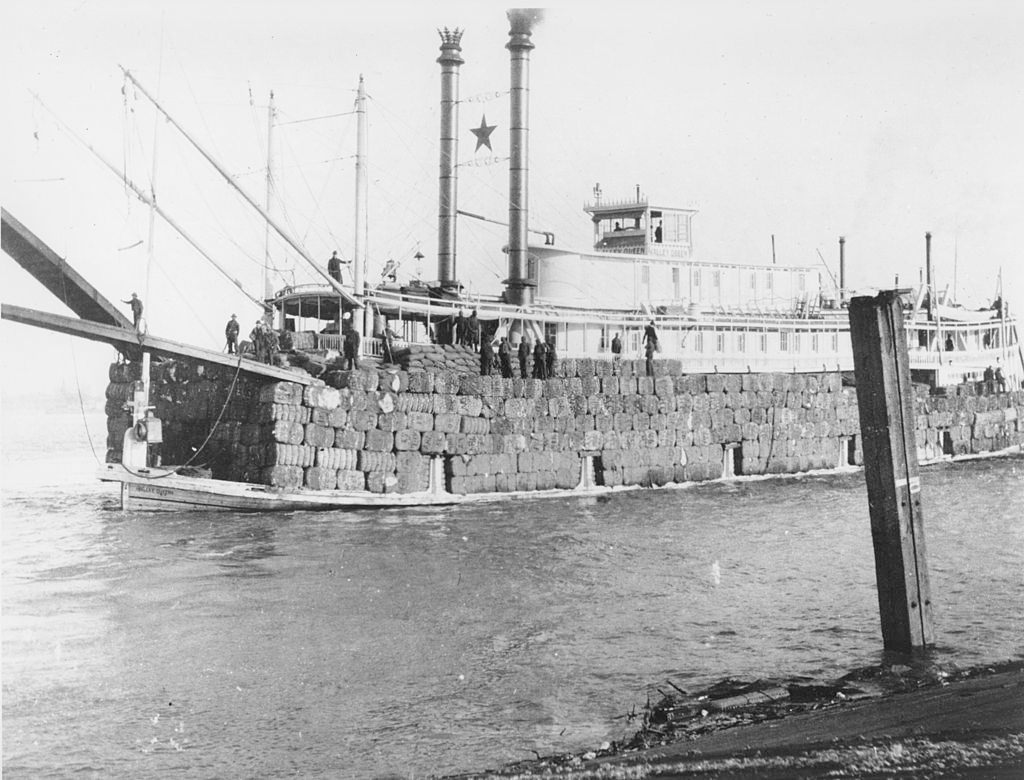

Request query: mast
[
  {"left": 504, "top": 9, "right": 542, "bottom": 307},
  {"left": 437, "top": 28, "right": 464, "bottom": 293},
  {"left": 118, "top": 66, "right": 361, "bottom": 307},
  {"left": 354, "top": 75, "right": 371, "bottom": 336},
  {"left": 925, "top": 231, "right": 933, "bottom": 320},
  {"left": 264, "top": 90, "right": 275, "bottom": 300},
  {"left": 838, "top": 236, "right": 846, "bottom": 304}
]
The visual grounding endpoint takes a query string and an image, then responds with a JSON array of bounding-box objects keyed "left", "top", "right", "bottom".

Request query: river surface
[{"left": 2, "top": 410, "right": 1022, "bottom": 778}]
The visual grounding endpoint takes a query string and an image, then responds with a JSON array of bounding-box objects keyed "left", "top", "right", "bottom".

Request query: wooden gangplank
[
  {"left": 2, "top": 207, "right": 134, "bottom": 329},
  {"left": 1, "top": 303, "right": 315, "bottom": 386}
]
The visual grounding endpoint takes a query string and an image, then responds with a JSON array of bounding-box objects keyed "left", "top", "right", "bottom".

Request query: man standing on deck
[
  {"left": 498, "top": 337, "right": 513, "bottom": 378},
  {"left": 122, "top": 292, "right": 144, "bottom": 330},
  {"left": 480, "top": 338, "right": 494, "bottom": 376},
  {"left": 328, "top": 251, "right": 344, "bottom": 283},
  {"left": 643, "top": 320, "right": 659, "bottom": 377},
  {"left": 250, "top": 320, "right": 267, "bottom": 363},
  {"left": 455, "top": 311, "right": 466, "bottom": 346},
  {"left": 533, "top": 339, "right": 547, "bottom": 379},
  {"left": 611, "top": 332, "right": 622, "bottom": 362},
  {"left": 343, "top": 320, "right": 361, "bottom": 370},
  {"left": 225, "top": 314, "right": 240, "bottom": 354},
  {"left": 518, "top": 336, "right": 530, "bottom": 379},
  {"left": 467, "top": 311, "right": 480, "bottom": 350}
]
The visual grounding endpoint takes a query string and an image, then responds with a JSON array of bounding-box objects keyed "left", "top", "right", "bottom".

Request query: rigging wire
[{"left": 58, "top": 258, "right": 103, "bottom": 467}]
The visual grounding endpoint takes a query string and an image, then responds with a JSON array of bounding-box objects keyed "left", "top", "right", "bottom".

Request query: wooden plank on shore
[
  {"left": 849, "top": 291, "right": 934, "bottom": 653},
  {"left": 2, "top": 208, "right": 135, "bottom": 329},
  {"left": 1, "top": 303, "right": 315, "bottom": 385}
]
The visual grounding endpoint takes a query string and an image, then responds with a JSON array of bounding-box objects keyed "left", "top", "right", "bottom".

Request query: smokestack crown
[{"left": 437, "top": 27, "right": 464, "bottom": 64}]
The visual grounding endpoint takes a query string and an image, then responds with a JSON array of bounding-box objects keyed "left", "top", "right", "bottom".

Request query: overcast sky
[{"left": 3, "top": 0, "right": 1022, "bottom": 401}]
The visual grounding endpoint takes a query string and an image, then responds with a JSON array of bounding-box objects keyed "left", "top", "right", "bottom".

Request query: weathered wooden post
[{"left": 849, "top": 291, "right": 934, "bottom": 652}]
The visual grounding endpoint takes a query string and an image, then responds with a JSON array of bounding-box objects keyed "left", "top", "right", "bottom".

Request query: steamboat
[{"left": 3, "top": 10, "right": 1021, "bottom": 511}]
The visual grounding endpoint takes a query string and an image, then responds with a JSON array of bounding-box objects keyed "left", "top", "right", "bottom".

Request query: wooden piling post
[{"left": 849, "top": 291, "right": 934, "bottom": 652}]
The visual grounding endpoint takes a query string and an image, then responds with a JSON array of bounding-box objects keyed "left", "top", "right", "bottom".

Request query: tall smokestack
[
  {"left": 839, "top": 236, "right": 846, "bottom": 303},
  {"left": 505, "top": 9, "right": 543, "bottom": 306},
  {"left": 437, "top": 28, "right": 464, "bottom": 292},
  {"left": 925, "top": 231, "right": 932, "bottom": 287}
]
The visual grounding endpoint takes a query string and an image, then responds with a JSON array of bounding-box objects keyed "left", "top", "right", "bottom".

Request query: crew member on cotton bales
[
  {"left": 533, "top": 339, "right": 547, "bottom": 379},
  {"left": 225, "top": 314, "right": 240, "bottom": 354},
  {"left": 517, "top": 336, "right": 530, "bottom": 379},
  {"left": 342, "top": 314, "right": 360, "bottom": 370},
  {"left": 643, "top": 320, "right": 659, "bottom": 377},
  {"left": 480, "top": 338, "right": 494, "bottom": 376},
  {"left": 467, "top": 311, "right": 480, "bottom": 350},
  {"left": 611, "top": 332, "right": 622, "bottom": 362},
  {"left": 498, "top": 337, "right": 513, "bottom": 378},
  {"left": 250, "top": 320, "right": 267, "bottom": 363},
  {"left": 122, "top": 292, "right": 144, "bottom": 329}
]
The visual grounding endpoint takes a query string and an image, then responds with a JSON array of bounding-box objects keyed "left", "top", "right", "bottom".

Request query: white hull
[{"left": 98, "top": 460, "right": 610, "bottom": 512}]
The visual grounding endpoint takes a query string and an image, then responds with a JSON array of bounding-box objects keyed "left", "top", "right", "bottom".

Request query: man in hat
[
  {"left": 479, "top": 338, "right": 494, "bottom": 376},
  {"left": 342, "top": 317, "right": 361, "bottom": 371},
  {"left": 328, "top": 250, "right": 343, "bottom": 283},
  {"left": 225, "top": 314, "right": 240, "bottom": 354},
  {"left": 517, "top": 336, "right": 531, "bottom": 379},
  {"left": 250, "top": 320, "right": 267, "bottom": 363},
  {"left": 122, "top": 292, "right": 144, "bottom": 329},
  {"left": 643, "top": 320, "right": 659, "bottom": 377},
  {"left": 498, "top": 337, "right": 513, "bottom": 379}
]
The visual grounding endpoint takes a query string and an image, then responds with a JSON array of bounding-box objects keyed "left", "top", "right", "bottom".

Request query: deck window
[
  {"left": 672, "top": 267, "right": 680, "bottom": 299},
  {"left": 812, "top": 333, "right": 819, "bottom": 352},
  {"left": 713, "top": 270, "right": 721, "bottom": 288},
  {"left": 793, "top": 333, "right": 801, "bottom": 352},
  {"left": 780, "top": 331, "right": 790, "bottom": 351},
  {"left": 759, "top": 333, "right": 767, "bottom": 352},
  {"left": 737, "top": 332, "right": 746, "bottom": 352},
  {"left": 831, "top": 333, "right": 839, "bottom": 352},
  {"left": 716, "top": 332, "right": 725, "bottom": 352},
  {"left": 694, "top": 331, "right": 704, "bottom": 352},
  {"left": 693, "top": 269, "right": 701, "bottom": 286}
]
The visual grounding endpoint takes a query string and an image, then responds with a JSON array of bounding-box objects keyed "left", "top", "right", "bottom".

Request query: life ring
[{"left": 134, "top": 419, "right": 148, "bottom": 441}]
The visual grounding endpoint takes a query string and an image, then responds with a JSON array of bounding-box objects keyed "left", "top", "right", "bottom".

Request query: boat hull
[{"left": 97, "top": 462, "right": 610, "bottom": 512}]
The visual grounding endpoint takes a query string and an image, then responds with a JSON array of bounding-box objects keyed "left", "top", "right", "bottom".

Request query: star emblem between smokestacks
[{"left": 470, "top": 115, "right": 497, "bottom": 152}]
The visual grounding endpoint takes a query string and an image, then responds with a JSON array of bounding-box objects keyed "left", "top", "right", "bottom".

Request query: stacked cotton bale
[
  {"left": 668, "top": 370, "right": 857, "bottom": 479},
  {"left": 151, "top": 359, "right": 262, "bottom": 473},
  {"left": 914, "top": 383, "right": 1024, "bottom": 460},
  {"left": 103, "top": 361, "right": 141, "bottom": 462},
  {"left": 105, "top": 350, "right": 1023, "bottom": 496},
  {"left": 390, "top": 344, "right": 480, "bottom": 374}
]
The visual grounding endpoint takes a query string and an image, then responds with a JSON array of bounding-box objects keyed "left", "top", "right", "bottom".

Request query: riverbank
[{"left": 465, "top": 660, "right": 1024, "bottom": 778}]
